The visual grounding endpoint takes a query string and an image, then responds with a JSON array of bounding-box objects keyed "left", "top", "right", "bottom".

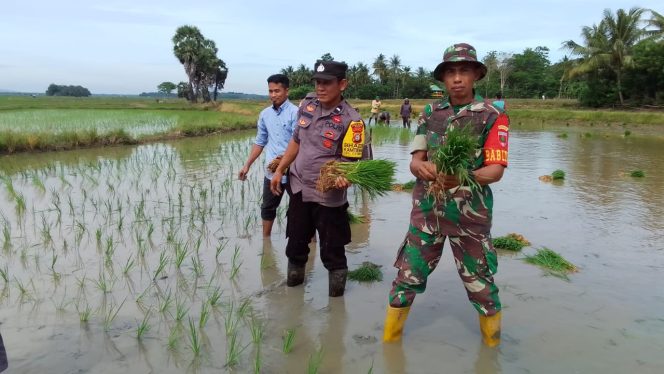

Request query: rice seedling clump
[
  {"left": 316, "top": 159, "right": 396, "bottom": 198},
  {"left": 630, "top": 170, "right": 645, "bottom": 178},
  {"left": 551, "top": 169, "right": 565, "bottom": 180},
  {"left": 493, "top": 233, "right": 530, "bottom": 251},
  {"left": 524, "top": 247, "right": 578, "bottom": 278},
  {"left": 429, "top": 125, "right": 479, "bottom": 199},
  {"left": 347, "top": 211, "right": 367, "bottom": 224},
  {"left": 267, "top": 156, "right": 282, "bottom": 173},
  {"left": 348, "top": 262, "right": 383, "bottom": 282}
]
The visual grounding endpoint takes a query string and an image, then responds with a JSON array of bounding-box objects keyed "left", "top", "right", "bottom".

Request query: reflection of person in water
[{"left": 0, "top": 332, "right": 8, "bottom": 372}]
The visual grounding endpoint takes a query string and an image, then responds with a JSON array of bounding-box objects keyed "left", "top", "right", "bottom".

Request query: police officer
[
  {"left": 270, "top": 59, "right": 368, "bottom": 297},
  {"left": 383, "top": 43, "right": 510, "bottom": 347}
]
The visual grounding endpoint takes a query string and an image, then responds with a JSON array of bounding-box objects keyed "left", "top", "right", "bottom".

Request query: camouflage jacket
[{"left": 409, "top": 96, "right": 507, "bottom": 236}]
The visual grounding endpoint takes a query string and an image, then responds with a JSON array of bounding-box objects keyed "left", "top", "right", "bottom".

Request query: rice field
[{"left": 1, "top": 115, "right": 664, "bottom": 372}]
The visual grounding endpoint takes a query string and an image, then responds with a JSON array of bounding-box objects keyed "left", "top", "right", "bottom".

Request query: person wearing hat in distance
[
  {"left": 368, "top": 96, "right": 382, "bottom": 126},
  {"left": 383, "top": 43, "right": 509, "bottom": 347},
  {"left": 238, "top": 74, "right": 298, "bottom": 237},
  {"left": 270, "top": 59, "right": 369, "bottom": 297}
]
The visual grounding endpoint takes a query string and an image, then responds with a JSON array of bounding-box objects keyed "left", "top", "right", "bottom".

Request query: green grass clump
[
  {"left": 557, "top": 133, "right": 568, "bottom": 139},
  {"left": 348, "top": 262, "right": 383, "bottom": 282},
  {"left": 317, "top": 159, "right": 396, "bottom": 198},
  {"left": 431, "top": 125, "right": 479, "bottom": 190},
  {"left": 524, "top": 247, "right": 577, "bottom": 279},
  {"left": 551, "top": 169, "right": 565, "bottom": 180},
  {"left": 630, "top": 170, "right": 645, "bottom": 178},
  {"left": 624, "top": 130, "right": 631, "bottom": 136}
]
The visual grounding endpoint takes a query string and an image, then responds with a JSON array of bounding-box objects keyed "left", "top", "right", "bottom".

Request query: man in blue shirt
[{"left": 239, "top": 74, "right": 298, "bottom": 237}]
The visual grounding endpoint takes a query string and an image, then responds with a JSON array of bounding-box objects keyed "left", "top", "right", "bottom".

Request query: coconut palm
[
  {"left": 372, "top": 54, "right": 388, "bottom": 84},
  {"left": 389, "top": 55, "right": 403, "bottom": 97},
  {"left": 645, "top": 9, "right": 664, "bottom": 40},
  {"left": 563, "top": 7, "right": 647, "bottom": 105}
]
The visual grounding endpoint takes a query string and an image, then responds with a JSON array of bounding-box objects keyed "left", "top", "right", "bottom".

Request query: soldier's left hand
[{"left": 334, "top": 176, "right": 351, "bottom": 189}]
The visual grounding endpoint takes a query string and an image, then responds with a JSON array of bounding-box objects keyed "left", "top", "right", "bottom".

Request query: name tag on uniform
[{"left": 342, "top": 121, "right": 365, "bottom": 158}]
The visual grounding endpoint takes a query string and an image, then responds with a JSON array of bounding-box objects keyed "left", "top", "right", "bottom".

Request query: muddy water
[{"left": 1, "top": 126, "right": 663, "bottom": 373}]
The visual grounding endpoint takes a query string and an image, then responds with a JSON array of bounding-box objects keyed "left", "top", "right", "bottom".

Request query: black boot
[
  {"left": 287, "top": 262, "right": 305, "bottom": 287},
  {"left": 328, "top": 269, "right": 348, "bottom": 297}
]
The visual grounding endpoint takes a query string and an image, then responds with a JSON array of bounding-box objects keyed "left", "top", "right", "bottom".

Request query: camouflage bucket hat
[{"left": 432, "top": 43, "right": 487, "bottom": 81}]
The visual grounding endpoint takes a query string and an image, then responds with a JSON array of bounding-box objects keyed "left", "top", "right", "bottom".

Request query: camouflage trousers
[{"left": 388, "top": 224, "right": 501, "bottom": 316}]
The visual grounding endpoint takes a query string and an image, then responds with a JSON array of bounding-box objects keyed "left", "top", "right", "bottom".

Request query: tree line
[
  {"left": 277, "top": 7, "right": 663, "bottom": 107},
  {"left": 167, "top": 7, "right": 662, "bottom": 107},
  {"left": 45, "top": 84, "right": 91, "bottom": 97}
]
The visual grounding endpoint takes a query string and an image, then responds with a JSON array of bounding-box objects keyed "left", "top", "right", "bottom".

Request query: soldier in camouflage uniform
[{"left": 383, "top": 43, "right": 510, "bottom": 348}]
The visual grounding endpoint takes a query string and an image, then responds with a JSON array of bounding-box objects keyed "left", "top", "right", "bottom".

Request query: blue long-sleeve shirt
[{"left": 255, "top": 99, "right": 298, "bottom": 180}]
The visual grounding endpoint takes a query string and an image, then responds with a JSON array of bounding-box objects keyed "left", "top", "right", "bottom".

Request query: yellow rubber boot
[
  {"left": 383, "top": 306, "right": 410, "bottom": 342},
  {"left": 479, "top": 311, "right": 501, "bottom": 347}
]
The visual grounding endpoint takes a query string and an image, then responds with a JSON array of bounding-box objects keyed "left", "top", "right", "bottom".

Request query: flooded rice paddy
[{"left": 0, "top": 124, "right": 663, "bottom": 373}]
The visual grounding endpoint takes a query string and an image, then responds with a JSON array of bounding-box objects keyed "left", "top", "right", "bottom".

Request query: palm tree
[
  {"left": 173, "top": 25, "right": 205, "bottom": 102},
  {"left": 372, "top": 54, "right": 388, "bottom": 84},
  {"left": 563, "top": 7, "right": 647, "bottom": 105},
  {"left": 280, "top": 66, "right": 294, "bottom": 77},
  {"left": 389, "top": 55, "right": 403, "bottom": 98},
  {"left": 646, "top": 9, "right": 664, "bottom": 40}
]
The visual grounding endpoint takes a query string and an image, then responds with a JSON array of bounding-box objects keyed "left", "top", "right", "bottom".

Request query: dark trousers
[{"left": 285, "top": 192, "right": 350, "bottom": 271}]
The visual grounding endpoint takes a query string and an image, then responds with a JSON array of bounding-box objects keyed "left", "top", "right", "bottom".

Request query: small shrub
[
  {"left": 630, "top": 170, "right": 645, "bottom": 178},
  {"left": 624, "top": 130, "right": 631, "bottom": 136},
  {"left": 557, "top": 133, "right": 568, "bottom": 139}
]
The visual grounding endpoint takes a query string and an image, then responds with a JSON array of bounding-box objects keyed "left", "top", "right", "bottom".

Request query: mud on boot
[
  {"left": 287, "top": 262, "right": 305, "bottom": 287},
  {"left": 328, "top": 269, "right": 348, "bottom": 297}
]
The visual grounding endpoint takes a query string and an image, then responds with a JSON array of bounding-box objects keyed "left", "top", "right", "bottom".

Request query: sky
[{"left": 1, "top": 0, "right": 660, "bottom": 95}]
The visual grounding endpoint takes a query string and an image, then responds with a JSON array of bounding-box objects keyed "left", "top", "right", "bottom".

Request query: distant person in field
[
  {"left": 238, "top": 74, "right": 298, "bottom": 237},
  {"left": 400, "top": 98, "right": 412, "bottom": 128},
  {"left": 378, "top": 111, "right": 391, "bottom": 125},
  {"left": 368, "top": 96, "right": 382, "bottom": 125},
  {"left": 493, "top": 92, "right": 505, "bottom": 111}
]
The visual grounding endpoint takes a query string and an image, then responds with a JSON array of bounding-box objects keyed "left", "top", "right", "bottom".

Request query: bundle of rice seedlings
[
  {"left": 267, "top": 156, "right": 282, "bottom": 173},
  {"left": 551, "top": 169, "right": 565, "bottom": 180},
  {"left": 348, "top": 262, "right": 383, "bottom": 282},
  {"left": 347, "top": 211, "right": 367, "bottom": 224},
  {"left": 429, "top": 125, "right": 479, "bottom": 199},
  {"left": 524, "top": 247, "right": 578, "bottom": 279},
  {"left": 493, "top": 233, "right": 530, "bottom": 251},
  {"left": 316, "top": 159, "right": 396, "bottom": 198}
]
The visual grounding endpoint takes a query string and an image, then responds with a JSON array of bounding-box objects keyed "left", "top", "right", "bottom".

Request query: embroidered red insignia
[
  {"left": 332, "top": 115, "right": 341, "bottom": 123},
  {"left": 306, "top": 105, "right": 315, "bottom": 112},
  {"left": 323, "top": 130, "right": 335, "bottom": 139},
  {"left": 322, "top": 139, "right": 333, "bottom": 148}
]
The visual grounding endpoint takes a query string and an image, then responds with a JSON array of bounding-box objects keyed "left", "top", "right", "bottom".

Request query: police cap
[{"left": 312, "top": 60, "right": 348, "bottom": 80}]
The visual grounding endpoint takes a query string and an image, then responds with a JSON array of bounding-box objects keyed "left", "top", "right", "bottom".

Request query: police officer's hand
[
  {"left": 334, "top": 176, "right": 351, "bottom": 189},
  {"left": 270, "top": 172, "right": 283, "bottom": 196},
  {"left": 411, "top": 159, "right": 437, "bottom": 181},
  {"left": 238, "top": 165, "right": 250, "bottom": 181}
]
